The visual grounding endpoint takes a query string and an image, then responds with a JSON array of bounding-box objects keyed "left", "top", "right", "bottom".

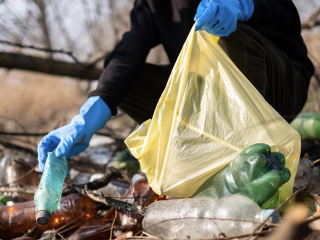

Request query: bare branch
[
  {"left": 74, "top": 187, "right": 146, "bottom": 216},
  {"left": 302, "top": 6, "right": 320, "bottom": 30},
  {"left": 0, "top": 130, "right": 125, "bottom": 141},
  {"left": 0, "top": 184, "right": 37, "bottom": 194},
  {"left": 0, "top": 39, "right": 85, "bottom": 66},
  {"left": 109, "top": 0, "right": 120, "bottom": 44},
  {"left": 69, "top": 157, "right": 107, "bottom": 174},
  {"left": 249, "top": 186, "right": 308, "bottom": 237},
  {"left": 32, "top": 0, "right": 52, "bottom": 59},
  {"left": 0, "top": 167, "right": 129, "bottom": 195},
  {"left": 0, "top": 51, "right": 102, "bottom": 79}
]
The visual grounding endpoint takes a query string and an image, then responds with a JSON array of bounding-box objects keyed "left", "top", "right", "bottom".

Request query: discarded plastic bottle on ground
[
  {"left": 0, "top": 192, "right": 7, "bottom": 205},
  {"left": 0, "top": 193, "right": 97, "bottom": 240},
  {"left": 143, "top": 195, "right": 280, "bottom": 240},
  {"left": 291, "top": 112, "right": 320, "bottom": 140},
  {"left": 34, "top": 151, "right": 67, "bottom": 225},
  {"left": 192, "top": 143, "right": 291, "bottom": 207},
  {"left": 0, "top": 154, "right": 11, "bottom": 185}
]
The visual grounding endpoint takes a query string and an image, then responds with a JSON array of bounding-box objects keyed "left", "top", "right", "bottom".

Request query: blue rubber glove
[
  {"left": 194, "top": 0, "right": 254, "bottom": 37},
  {"left": 37, "top": 96, "right": 111, "bottom": 172}
]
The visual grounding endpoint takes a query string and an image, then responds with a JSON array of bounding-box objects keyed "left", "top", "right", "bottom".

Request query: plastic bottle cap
[
  {"left": 260, "top": 209, "right": 281, "bottom": 224},
  {"left": 36, "top": 210, "right": 51, "bottom": 225}
]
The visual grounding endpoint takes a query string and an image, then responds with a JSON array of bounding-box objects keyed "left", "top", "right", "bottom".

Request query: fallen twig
[
  {"left": 304, "top": 215, "right": 320, "bottom": 225},
  {"left": 115, "top": 231, "right": 134, "bottom": 240},
  {"left": 249, "top": 186, "right": 308, "bottom": 238},
  {"left": 0, "top": 184, "right": 37, "bottom": 194},
  {"left": 209, "top": 229, "right": 272, "bottom": 240},
  {"left": 0, "top": 166, "right": 36, "bottom": 188},
  {"left": 23, "top": 224, "right": 38, "bottom": 238},
  {"left": 73, "top": 167, "right": 130, "bottom": 190},
  {"left": 0, "top": 167, "right": 130, "bottom": 195},
  {"left": 0, "top": 139, "right": 36, "bottom": 157},
  {"left": 110, "top": 209, "right": 118, "bottom": 240},
  {"left": 141, "top": 231, "right": 158, "bottom": 239},
  {"left": 75, "top": 187, "right": 145, "bottom": 216},
  {"left": 301, "top": 7, "right": 320, "bottom": 30}
]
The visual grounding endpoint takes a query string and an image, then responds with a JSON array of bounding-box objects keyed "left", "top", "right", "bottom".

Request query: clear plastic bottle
[
  {"left": 142, "top": 195, "right": 280, "bottom": 240},
  {"left": 0, "top": 154, "right": 11, "bottom": 185},
  {"left": 34, "top": 151, "right": 67, "bottom": 225}
]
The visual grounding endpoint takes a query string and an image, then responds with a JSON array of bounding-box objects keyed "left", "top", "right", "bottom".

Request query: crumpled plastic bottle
[
  {"left": 291, "top": 112, "right": 320, "bottom": 140},
  {"left": 192, "top": 143, "right": 291, "bottom": 207},
  {"left": 34, "top": 151, "right": 67, "bottom": 225},
  {"left": 143, "top": 195, "right": 280, "bottom": 240}
]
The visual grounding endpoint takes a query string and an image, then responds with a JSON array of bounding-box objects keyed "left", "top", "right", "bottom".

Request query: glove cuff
[
  {"left": 239, "top": 0, "right": 254, "bottom": 22},
  {"left": 72, "top": 96, "right": 112, "bottom": 136}
]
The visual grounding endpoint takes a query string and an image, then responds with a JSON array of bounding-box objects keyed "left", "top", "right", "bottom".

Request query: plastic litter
[
  {"left": 89, "top": 174, "right": 130, "bottom": 198},
  {"left": 132, "top": 173, "right": 146, "bottom": 184},
  {"left": 125, "top": 24, "right": 300, "bottom": 208},
  {"left": 0, "top": 192, "right": 7, "bottom": 205},
  {"left": 0, "top": 193, "right": 96, "bottom": 240},
  {"left": 34, "top": 151, "right": 67, "bottom": 225},
  {"left": 291, "top": 112, "right": 320, "bottom": 140},
  {"left": 143, "top": 195, "right": 280, "bottom": 240},
  {"left": 192, "top": 143, "right": 291, "bottom": 207},
  {"left": 0, "top": 154, "right": 11, "bottom": 185}
]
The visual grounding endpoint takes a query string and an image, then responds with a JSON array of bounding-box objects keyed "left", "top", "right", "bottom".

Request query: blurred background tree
[{"left": 0, "top": 0, "right": 318, "bottom": 151}]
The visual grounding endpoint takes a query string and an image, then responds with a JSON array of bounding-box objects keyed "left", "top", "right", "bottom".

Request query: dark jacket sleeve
[{"left": 89, "top": 0, "right": 160, "bottom": 115}]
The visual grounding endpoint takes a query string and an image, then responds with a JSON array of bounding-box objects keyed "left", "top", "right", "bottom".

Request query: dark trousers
[{"left": 119, "top": 22, "right": 308, "bottom": 124}]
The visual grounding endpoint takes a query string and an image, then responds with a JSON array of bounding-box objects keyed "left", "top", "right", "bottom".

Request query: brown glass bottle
[{"left": 0, "top": 193, "right": 97, "bottom": 240}]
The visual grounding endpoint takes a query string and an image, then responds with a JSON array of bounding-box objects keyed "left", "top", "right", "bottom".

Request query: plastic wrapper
[{"left": 125, "top": 24, "right": 300, "bottom": 208}]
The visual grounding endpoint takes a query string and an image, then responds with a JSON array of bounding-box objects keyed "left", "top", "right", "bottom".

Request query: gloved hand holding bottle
[
  {"left": 194, "top": 0, "right": 254, "bottom": 36},
  {"left": 37, "top": 96, "right": 111, "bottom": 172}
]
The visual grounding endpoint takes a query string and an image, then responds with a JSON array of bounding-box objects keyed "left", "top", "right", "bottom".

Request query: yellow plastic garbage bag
[{"left": 124, "top": 24, "right": 300, "bottom": 208}]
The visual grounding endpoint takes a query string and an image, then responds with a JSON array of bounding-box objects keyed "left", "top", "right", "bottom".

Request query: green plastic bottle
[
  {"left": 192, "top": 143, "right": 291, "bottom": 207},
  {"left": 34, "top": 152, "right": 67, "bottom": 225},
  {"left": 0, "top": 192, "right": 7, "bottom": 206},
  {"left": 291, "top": 112, "right": 320, "bottom": 140}
]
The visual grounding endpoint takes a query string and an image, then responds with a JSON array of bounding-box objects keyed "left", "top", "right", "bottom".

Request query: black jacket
[{"left": 89, "top": 0, "right": 314, "bottom": 115}]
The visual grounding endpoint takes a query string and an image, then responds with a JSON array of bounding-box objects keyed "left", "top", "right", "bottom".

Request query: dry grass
[
  {"left": 0, "top": 69, "right": 136, "bottom": 151},
  {"left": 0, "top": 69, "right": 87, "bottom": 133}
]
